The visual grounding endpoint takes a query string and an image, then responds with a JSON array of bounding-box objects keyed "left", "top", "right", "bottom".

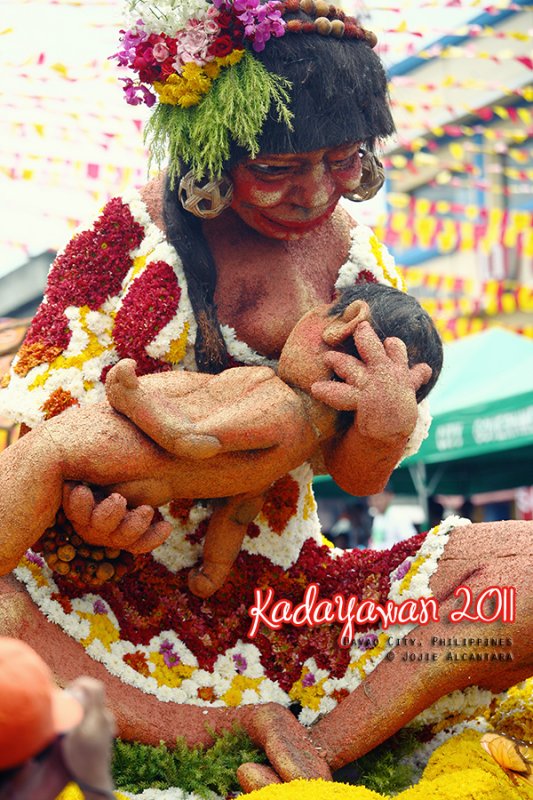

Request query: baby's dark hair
[
  {"left": 329, "top": 283, "right": 443, "bottom": 402},
  {"left": 164, "top": 9, "right": 394, "bottom": 373}
]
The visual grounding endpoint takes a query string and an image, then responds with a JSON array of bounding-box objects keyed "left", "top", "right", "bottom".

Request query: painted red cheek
[{"left": 233, "top": 176, "right": 287, "bottom": 208}]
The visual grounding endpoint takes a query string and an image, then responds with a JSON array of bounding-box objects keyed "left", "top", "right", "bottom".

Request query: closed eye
[{"left": 249, "top": 164, "right": 295, "bottom": 177}]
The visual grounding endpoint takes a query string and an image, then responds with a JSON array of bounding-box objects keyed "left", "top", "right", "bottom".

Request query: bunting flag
[
  {"left": 2, "top": 0, "right": 532, "bottom": 300},
  {"left": 407, "top": 280, "right": 533, "bottom": 319},
  {"left": 375, "top": 208, "right": 533, "bottom": 257},
  {"left": 435, "top": 316, "right": 533, "bottom": 343}
]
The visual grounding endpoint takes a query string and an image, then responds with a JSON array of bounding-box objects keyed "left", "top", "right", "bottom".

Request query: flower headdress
[{"left": 112, "top": 0, "right": 378, "bottom": 183}]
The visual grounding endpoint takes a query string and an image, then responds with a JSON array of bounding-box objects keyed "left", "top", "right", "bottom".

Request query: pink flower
[
  {"left": 174, "top": 16, "right": 220, "bottom": 68},
  {"left": 152, "top": 42, "right": 170, "bottom": 62}
]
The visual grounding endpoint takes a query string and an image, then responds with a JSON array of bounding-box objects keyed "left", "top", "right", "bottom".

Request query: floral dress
[{"left": 0, "top": 190, "right": 454, "bottom": 726}]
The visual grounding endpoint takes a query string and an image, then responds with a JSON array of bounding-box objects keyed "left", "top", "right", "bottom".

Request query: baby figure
[{"left": 0, "top": 284, "right": 442, "bottom": 597}]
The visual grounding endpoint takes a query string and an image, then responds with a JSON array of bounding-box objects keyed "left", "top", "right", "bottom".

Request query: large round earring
[
  {"left": 178, "top": 171, "right": 233, "bottom": 219},
  {"left": 343, "top": 152, "right": 385, "bottom": 202}
]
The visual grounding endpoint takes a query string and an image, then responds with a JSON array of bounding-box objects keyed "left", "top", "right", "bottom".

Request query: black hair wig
[
  {"left": 253, "top": 12, "right": 395, "bottom": 156},
  {"left": 164, "top": 11, "right": 395, "bottom": 372},
  {"left": 330, "top": 282, "right": 443, "bottom": 402}
]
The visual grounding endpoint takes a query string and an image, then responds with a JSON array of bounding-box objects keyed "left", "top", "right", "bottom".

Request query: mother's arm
[{"left": 311, "top": 321, "right": 432, "bottom": 496}]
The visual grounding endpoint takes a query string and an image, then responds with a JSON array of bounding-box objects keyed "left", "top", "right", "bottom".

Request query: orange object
[{"left": 0, "top": 637, "right": 83, "bottom": 769}]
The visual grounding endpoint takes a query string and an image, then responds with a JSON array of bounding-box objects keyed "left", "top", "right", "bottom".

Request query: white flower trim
[
  {"left": 335, "top": 225, "right": 406, "bottom": 293},
  {"left": 401, "top": 398, "right": 432, "bottom": 462},
  {"left": 241, "top": 464, "right": 323, "bottom": 568},
  {"left": 12, "top": 511, "right": 450, "bottom": 721},
  {"left": 124, "top": 0, "right": 213, "bottom": 36},
  {"left": 389, "top": 515, "right": 470, "bottom": 605},
  {"left": 220, "top": 324, "right": 278, "bottom": 369},
  {"left": 0, "top": 305, "right": 118, "bottom": 428},
  {"left": 409, "top": 686, "right": 495, "bottom": 729},
  {"left": 152, "top": 503, "right": 212, "bottom": 573},
  {"left": 119, "top": 789, "right": 220, "bottom": 800}
]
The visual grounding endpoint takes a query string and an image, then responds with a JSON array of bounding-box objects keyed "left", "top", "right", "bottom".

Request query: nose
[{"left": 291, "top": 161, "right": 336, "bottom": 209}]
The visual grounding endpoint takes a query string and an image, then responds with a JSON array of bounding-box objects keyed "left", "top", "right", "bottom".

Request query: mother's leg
[
  {"left": 0, "top": 576, "right": 331, "bottom": 783},
  {"left": 310, "top": 521, "right": 533, "bottom": 771},
  {"left": 0, "top": 574, "right": 246, "bottom": 746}
]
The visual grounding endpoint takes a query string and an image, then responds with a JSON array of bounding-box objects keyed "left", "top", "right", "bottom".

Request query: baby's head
[{"left": 328, "top": 283, "right": 443, "bottom": 402}]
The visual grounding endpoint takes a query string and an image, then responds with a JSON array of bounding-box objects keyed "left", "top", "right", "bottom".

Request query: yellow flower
[
  {"left": 77, "top": 611, "right": 120, "bottom": 651},
  {"left": 165, "top": 322, "right": 190, "bottom": 365},
  {"left": 29, "top": 306, "right": 113, "bottom": 392},
  {"left": 217, "top": 48, "right": 245, "bottom": 67},
  {"left": 369, "top": 233, "right": 406, "bottom": 292},
  {"left": 204, "top": 61, "right": 221, "bottom": 79},
  {"left": 221, "top": 674, "right": 264, "bottom": 706},
  {"left": 240, "top": 779, "right": 384, "bottom": 799},
  {"left": 149, "top": 652, "right": 195, "bottom": 688},
  {"left": 289, "top": 668, "right": 327, "bottom": 711},
  {"left": 55, "top": 786, "right": 127, "bottom": 800},
  {"left": 349, "top": 632, "right": 388, "bottom": 679},
  {"left": 396, "top": 769, "right": 523, "bottom": 800},
  {"left": 20, "top": 555, "right": 49, "bottom": 589},
  {"left": 178, "top": 92, "right": 204, "bottom": 108},
  {"left": 398, "top": 554, "right": 428, "bottom": 595},
  {"left": 302, "top": 482, "right": 317, "bottom": 521},
  {"left": 411, "top": 730, "right": 531, "bottom": 800},
  {"left": 181, "top": 63, "right": 211, "bottom": 94},
  {"left": 489, "top": 678, "right": 533, "bottom": 740}
]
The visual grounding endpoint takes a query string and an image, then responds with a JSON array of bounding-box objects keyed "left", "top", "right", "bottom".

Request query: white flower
[{"left": 124, "top": 0, "right": 213, "bottom": 36}]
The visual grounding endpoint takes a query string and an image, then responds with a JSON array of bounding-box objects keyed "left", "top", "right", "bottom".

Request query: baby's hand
[
  {"left": 62, "top": 483, "right": 172, "bottom": 553},
  {"left": 310, "top": 321, "right": 432, "bottom": 442}
]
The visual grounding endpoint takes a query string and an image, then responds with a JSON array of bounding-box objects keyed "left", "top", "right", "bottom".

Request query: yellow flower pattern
[
  {"left": 220, "top": 674, "right": 264, "bottom": 707},
  {"left": 154, "top": 51, "right": 245, "bottom": 107},
  {"left": 149, "top": 652, "right": 196, "bottom": 688},
  {"left": 77, "top": 611, "right": 120, "bottom": 651}
]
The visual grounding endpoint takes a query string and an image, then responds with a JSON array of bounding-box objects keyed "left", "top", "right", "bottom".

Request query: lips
[{"left": 261, "top": 201, "right": 338, "bottom": 233}]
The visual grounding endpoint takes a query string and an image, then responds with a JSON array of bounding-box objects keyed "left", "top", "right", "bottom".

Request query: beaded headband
[{"left": 111, "top": 0, "right": 378, "bottom": 183}]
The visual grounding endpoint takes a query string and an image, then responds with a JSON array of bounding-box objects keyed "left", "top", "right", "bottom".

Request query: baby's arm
[{"left": 312, "top": 324, "right": 432, "bottom": 495}]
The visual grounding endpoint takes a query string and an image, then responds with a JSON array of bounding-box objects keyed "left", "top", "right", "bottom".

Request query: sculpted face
[{"left": 229, "top": 143, "right": 364, "bottom": 240}]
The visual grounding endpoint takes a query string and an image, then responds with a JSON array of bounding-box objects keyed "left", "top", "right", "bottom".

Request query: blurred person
[
  {"left": 369, "top": 487, "right": 416, "bottom": 550},
  {"left": 0, "top": 638, "right": 116, "bottom": 800},
  {"left": 459, "top": 498, "right": 475, "bottom": 522},
  {"left": 428, "top": 496, "right": 444, "bottom": 529}
]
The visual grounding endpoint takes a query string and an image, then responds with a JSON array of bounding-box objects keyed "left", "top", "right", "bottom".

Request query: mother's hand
[{"left": 62, "top": 483, "right": 172, "bottom": 554}]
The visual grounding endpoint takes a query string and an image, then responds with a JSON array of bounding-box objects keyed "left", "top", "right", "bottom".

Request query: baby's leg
[
  {"left": 106, "top": 360, "right": 310, "bottom": 461},
  {"left": 106, "top": 359, "right": 222, "bottom": 458},
  {"left": 188, "top": 494, "right": 266, "bottom": 598}
]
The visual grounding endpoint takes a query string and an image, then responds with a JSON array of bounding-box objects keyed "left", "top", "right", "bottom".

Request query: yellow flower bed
[
  {"left": 241, "top": 780, "right": 383, "bottom": 800},
  {"left": 242, "top": 731, "right": 533, "bottom": 800},
  {"left": 56, "top": 786, "right": 128, "bottom": 800}
]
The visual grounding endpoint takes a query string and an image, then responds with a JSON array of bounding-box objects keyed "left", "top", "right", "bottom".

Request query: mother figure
[{"left": 0, "top": 0, "right": 531, "bottom": 791}]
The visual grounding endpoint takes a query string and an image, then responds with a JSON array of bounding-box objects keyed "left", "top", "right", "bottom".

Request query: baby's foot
[
  {"left": 105, "top": 359, "right": 141, "bottom": 414},
  {"left": 188, "top": 565, "right": 225, "bottom": 598},
  {"left": 106, "top": 360, "right": 221, "bottom": 458}
]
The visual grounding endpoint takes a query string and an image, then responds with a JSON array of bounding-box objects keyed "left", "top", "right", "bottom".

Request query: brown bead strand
[
  {"left": 36, "top": 511, "right": 135, "bottom": 588},
  {"left": 281, "top": 0, "right": 378, "bottom": 46}
]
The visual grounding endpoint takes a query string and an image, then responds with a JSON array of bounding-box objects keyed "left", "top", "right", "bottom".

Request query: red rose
[
  {"left": 216, "top": 10, "right": 234, "bottom": 30},
  {"left": 208, "top": 35, "right": 234, "bottom": 58},
  {"left": 160, "top": 59, "right": 176, "bottom": 79}
]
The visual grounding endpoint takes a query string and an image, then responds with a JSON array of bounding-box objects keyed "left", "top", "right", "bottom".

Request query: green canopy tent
[{"left": 313, "top": 328, "right": 533, "bottom": 508}]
